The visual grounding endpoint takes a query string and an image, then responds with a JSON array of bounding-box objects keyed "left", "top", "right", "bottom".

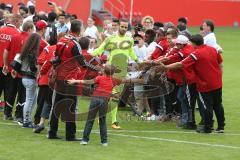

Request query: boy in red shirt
[{"left": 68, "top": 65, "right": 144, "bottom": 146}]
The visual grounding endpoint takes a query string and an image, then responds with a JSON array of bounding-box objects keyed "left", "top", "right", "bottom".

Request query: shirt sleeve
[
  {"left": 217, "top": 52, "right": 223, "bottom": 64},
  {"left": 94, "top": 76, "right": 100, "bottom": 84},
  {"left": 91, "top": 38, "right": 108, "bottom": 56},
  {"left": 167, "top": 53, "right": 182, "bottom": 64},
  {"left": 151, "top": 47, "right": 161, "bottom": 60},
  {"left": 37, "top": 47, "right": 48, "bottom": 65},
  {"left": 128, "top": 39, "right": 138, "bottom": 62},
  {"left": 182, "top": 53, "right": 197, "bottom": 69},
  {"left": 72, "top": 40, "right": 99, "bottom": 71}
]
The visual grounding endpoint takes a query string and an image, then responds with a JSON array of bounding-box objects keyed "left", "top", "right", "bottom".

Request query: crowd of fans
[{"left": 0, "top": 1, "right": 225, "bottom": 146}]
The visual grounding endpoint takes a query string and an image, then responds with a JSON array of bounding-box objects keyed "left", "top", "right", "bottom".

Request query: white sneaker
[
  {"left": 80, "top": 141, "right": 88, "bottom": 145},
  {"left": 101, "top": 143, "right": 108, "bottom": 147},
  {"left": 146, "top": 115, "right": 157, "bottom": 121}
]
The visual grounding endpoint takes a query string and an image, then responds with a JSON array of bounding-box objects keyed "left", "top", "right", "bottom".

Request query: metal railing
[{"left": 103, "top": 0, "right": 125, "bottom": 18}]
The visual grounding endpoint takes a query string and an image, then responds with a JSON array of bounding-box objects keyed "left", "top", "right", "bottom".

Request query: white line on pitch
[
  {"left": 106, "top": 132, "right": 240, "bottom": 149},
  {"left": 1, "top": 121, "right": 240, "bottom": 149}
]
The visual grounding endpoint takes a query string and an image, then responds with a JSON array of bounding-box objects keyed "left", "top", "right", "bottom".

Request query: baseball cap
[
  {"left": 35, "top": 20, "right": 48, "bottom": 30},
  {"left": 175, "top": 35, "right": 189, "bottom": 44}
]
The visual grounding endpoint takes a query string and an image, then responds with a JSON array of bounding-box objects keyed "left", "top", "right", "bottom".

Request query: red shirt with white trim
[
  {"left": 39, "top": 38, "right": 49, "bottom": 55},
  {"left": 38, "top": 45, "right": 56, "bottom": 86},
  {"left": 165, "top": 47, "right": 184, "bottom": 85},
  {"left": 55, "top": 33, "right": 98, "bottom": 80},
  {"left": 0, "top": 24, "right": 20, "bottom": 67},
  {"left": 182, "top": 45, "right": 222, "bottom": 92},
  {"left": 151, "top": 38, "right": 169, "bottom": 60},
  {"left": 167, "top": 44, "right": 196, "bottom": 84},
  {"left": 93, "top": 75, "right": 122, "bottom": 98}
]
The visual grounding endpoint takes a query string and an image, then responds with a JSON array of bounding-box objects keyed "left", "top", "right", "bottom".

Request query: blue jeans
[
  {"left": 177, "top": 86, "right": 188, "bottom": 125},
  {"left": 83, "top": 97, "right": 108, "bottom": 143},
  {"left": 22, "top": 78, "right": 37, "bottom": 123}
]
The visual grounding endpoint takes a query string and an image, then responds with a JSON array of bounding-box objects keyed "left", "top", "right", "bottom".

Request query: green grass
[{"left": 0, "top": 27, "right": 240, "bottom": 160}]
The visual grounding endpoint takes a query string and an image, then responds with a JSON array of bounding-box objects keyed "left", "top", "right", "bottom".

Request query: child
[{"left": 67, "top": 65, "right": 144, "bottom": 146}]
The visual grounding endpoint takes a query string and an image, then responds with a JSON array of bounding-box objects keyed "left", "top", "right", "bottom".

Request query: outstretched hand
[{"left": 67, "top": 79, "right": 78, "bottom": 85}]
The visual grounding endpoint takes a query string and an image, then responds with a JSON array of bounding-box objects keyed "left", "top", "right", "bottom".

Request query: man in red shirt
[
  {"left": 160, "top": 34, "right": 225, "bottom": 133},
  {"left": 3, "top": 21, "right": 34, "bottom": 122},
  {"left": 0, "top": 14, "right": 22, "bottom": 120},
  {"left": 48, "top": 20, "right": 100, "bottom": 141}
]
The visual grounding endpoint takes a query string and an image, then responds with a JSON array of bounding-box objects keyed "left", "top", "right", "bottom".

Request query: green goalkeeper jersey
[{"left": 92, "top": 34, "right": 138, "bottom": 64}]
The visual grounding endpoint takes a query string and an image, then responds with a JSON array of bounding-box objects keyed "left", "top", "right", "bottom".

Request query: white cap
[{"left": 175, "top": 35, "right": 189, "bottom": 44}]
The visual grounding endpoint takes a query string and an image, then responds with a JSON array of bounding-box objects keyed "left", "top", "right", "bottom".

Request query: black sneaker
[
  {"left": 183, "top": 124, "right": 197, "bottom": 130},
  {"left": 33, "top": 124, "right": 45, "bottom": 133},
  {"left": 47, "top": 135, "right": 62, "bottom": 140},
  {"left": 196, "top": 127, "right": 212, "bottom": 134},
  {"left": 22, "top": 122, "right": 36, "bottom": 128},
  {"left": 214, "top": 128, "right": 224, "bottom": 133}
]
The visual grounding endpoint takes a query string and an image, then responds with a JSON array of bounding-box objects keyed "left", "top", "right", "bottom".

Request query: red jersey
[
  {"left": 0, "top": 24, "right": 20, "bottom": 67},
  {"left": 93, "top": 76, "right": 122, "bottom": 98},
  {"left": 182, "top": 45, "right": 223, "bottom": 92},
  {"left": 151, "top": 38, "right": 169, "bottom": 60},
  {"left": 165, "top": 47, "right": 184, "bottom": 85},
  {"left": 76, "top": 50, "right": 100, "bottom": 80},
  {"left": 39, "top": 38, "right": 49, "bottom": 55},
  {"left": 38, "top": 45, "right": 56, "bottom": 86},
  {"left": 168, "top": 44, "right": 196, "bottom": 84},
  {"left": 55, "top": 33, "right": 98, "bottom": 80},
  {"left": 6, "top": 31, "right": 29, "bottom": 72}
]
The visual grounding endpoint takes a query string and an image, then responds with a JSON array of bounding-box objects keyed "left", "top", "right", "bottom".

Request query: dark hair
[
  {"left": 200, "top": 25, "right": 203, "bottom": 31},
  {"left": 28, "top": 6, "right": 35, "bottom": 15},
  {"left": 154, "top": 22, "right": 164, "bottom": 28},
  {"left": 20, "top": 33, "right": 41, "bottom": 60},
  {"left": 112, "top": 18, "right": 119, "bottom": 23},
  {"left": 166, "top": 27, "right": 179, "bottom": 38},
  {"left": 119, "top": 18, "right": 129, "bottom": 24},
  {"left": 204, "top": 20, "right": 214, "bottom": 32},
  {"left": 178, "top": 17, "right": 187, "bottom": 25},
  {"left": 189, "top": 34, "right": 204, "bottom": 46},
  {"left": 70, "top": 19, "right": 82, "bottom": 34},
  {"left": 133, "top": 33, "right": 143, "bottom": 39},
  {"left": 0, "top": 3, "right": 6, "bottom": 10},
  {"left": 58, "top": 13, "right": 66, "bottom": 18},
  {"left": 71, "top": 14, "right": 78, "bottom": 20},
  {"left": 39, "top": 14, "right": 48, "bottom": 22},
  {"left": 104, "top": 65, "right": 117, "bottom": 76},
  {"left": 79, "top": 37, "right": 90, "bottom": 50},
  {"left": 19, "top": 6, "right": 28, "bottom": 14},
  {"left": 177, "top": 24, "right": 186, "bottom": 31},
  {"left": 33, "top": 15, "right": 40, "bottom": 24},
  {"left": 48, "top": 12, "right": 57, "bottom": 22},
  {"left": 22, "top": 21, "right": 34, "bottom": 32},
  {"left": 145, "top": 29, "right": 156, "bottom": 42}
]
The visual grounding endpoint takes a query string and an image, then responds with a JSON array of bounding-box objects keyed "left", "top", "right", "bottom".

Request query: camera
[{"left": 48, "top": 1, "right": 53, "bottom": 5}]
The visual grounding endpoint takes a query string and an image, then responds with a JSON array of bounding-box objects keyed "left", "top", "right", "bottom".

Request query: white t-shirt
[
  {"left": 132, "top": 45, "right": 147, "bottom": 63},
  {"left": 204, "top": 32, "right": 223, "bottom": 52},
  {"left": 83, "top": 25, "right": 98, "bottom": 39},
  {"left": 146, "top": 41, "right": 158, "bottom": 58}
]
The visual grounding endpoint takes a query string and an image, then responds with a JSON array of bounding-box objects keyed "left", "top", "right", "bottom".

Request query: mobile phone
[{"left": 48, "top": 1, "right": 53, "bottom": 5}]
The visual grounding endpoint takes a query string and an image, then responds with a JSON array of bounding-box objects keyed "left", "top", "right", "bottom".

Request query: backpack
[{"left": 11, "top": 54, "right": 22, "bottom": 73}]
